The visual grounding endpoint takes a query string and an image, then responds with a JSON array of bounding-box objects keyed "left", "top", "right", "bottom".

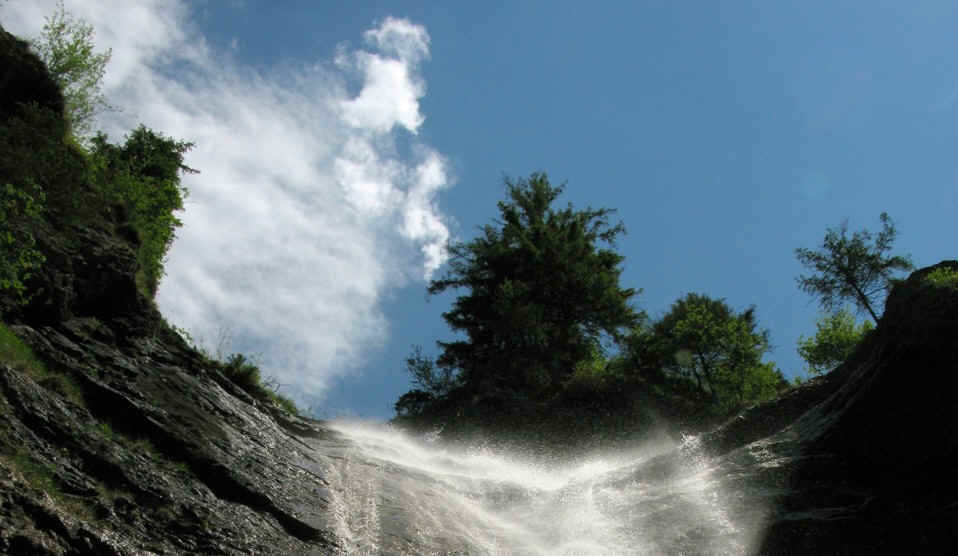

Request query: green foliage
[
  {"left": 0, "top": 96, "right": 86, "bottom": 211},
  {"left": 2, "top": 13, "right": 194, "bottom": 301},
  {"left": 90, "top": 126, "right": 195, "bottom": 296},
  {"left": 30, "top": 1, "right": 113, "bottom": 139},
  {"left": 0, "top": 321, "right": 45, "bottom": 375},
  {"left": 559, "top": 343, "right": 622, "bottom": 394},
  {"left": 425, "top": 173, "right": 640, "bottom": 405},
  {"left": 0, "top": 182, "right": 45, "bottom": 300},
  {"left": 0, "top": 103, "right": 194, "bottom": 301},
  {"left": 0, "top": 321, "right": 84, "bottom": 405},
  {"left": 394, "top": 174, "right": 795, "bottom": 429},
  {"left": 649, "top": 293, "right": 787, "bottom": 414},
  {"left": 924, "top": 266, "right": 958, "bottom": 290},
  {"left": 220, "top": 353, "right": 299, "bottom": 415},
  {"left": 394, "top": 389, "right": 435, "bottom": 418},
  {"left": 797, "top": 308, "right": 874, "bottom": 376},
  {"left": 796, "top": 213, "right": 913, "bottom": 323},
  {"left": 404, "top": 345, "right": 456, "bottom": 397},
  {"left": 223, "top": 353, "right": 261, "bottom": 393}
]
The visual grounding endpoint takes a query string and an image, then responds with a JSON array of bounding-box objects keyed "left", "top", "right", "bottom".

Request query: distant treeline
[{"left": 393, "top": 174, "right": 913, "bottom": 438}]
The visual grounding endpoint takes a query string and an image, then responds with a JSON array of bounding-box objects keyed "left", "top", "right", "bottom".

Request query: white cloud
[
  {"left": 1, "top": 1, "right": 452, "bottom": 402},
  {"left": 339, "top": 17, "right": 430, "bottom": 133},
  {"left": 364, "top": 16, "right": 430, "bottom": 64}
]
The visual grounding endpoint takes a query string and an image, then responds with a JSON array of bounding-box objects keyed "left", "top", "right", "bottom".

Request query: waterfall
[{"left": 314, "top": 421, "right": 778, "bottom": 555}]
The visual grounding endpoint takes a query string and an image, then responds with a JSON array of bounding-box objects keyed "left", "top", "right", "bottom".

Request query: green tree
[
  {"left": 795, "top": 213, "right": 913, "bottom": 323},
  {"left": 89, "top": 126, "right": 195, "bottom": 296},
  {"left": 0, "top": 182, "right": 45, "bottom": 301},
  {"left": 797, "top": 307, "right": 874, "bottom": 376},
  {"left": 652, "top": 293, "right": 786, "bottom": 414},
  {"left": 31, "top": 1, "right": 113, "bottom": 139},
  {"left": 402, "top": 345, "right": 456, "bottom": 397},
  {"left": 424, "top": 173, "right": 640, "bottom": 405}
]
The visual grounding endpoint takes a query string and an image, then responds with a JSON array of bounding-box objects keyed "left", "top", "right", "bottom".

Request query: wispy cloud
[{"left": 1, "top": 1, "right": 452, "bottom": 402}]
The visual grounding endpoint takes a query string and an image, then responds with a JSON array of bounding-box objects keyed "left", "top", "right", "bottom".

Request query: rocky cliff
[
  {"left": 0, "top": 24, "right": 346, "bottom": 554},
  {"left": 0, "top": 225, "right": 348, "bottom": 553},
  {"left": 697, "top": 260, "right": 958, "bottom": 554}
]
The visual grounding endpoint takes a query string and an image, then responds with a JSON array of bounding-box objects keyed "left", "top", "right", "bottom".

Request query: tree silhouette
[{"left": 795, "top": 213, "right": 913, "bottom": 323}]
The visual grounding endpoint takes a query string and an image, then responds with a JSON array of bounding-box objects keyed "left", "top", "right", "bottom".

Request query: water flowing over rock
[{"left": 2, "top": 259, "right": 955, "bottom": 555}]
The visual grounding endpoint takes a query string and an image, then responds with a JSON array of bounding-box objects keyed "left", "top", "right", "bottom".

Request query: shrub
[
  {"left": 924, "top": 266, "right": 958, "bottom": 290},
  {"left": 222, "top": 353, "right": 261, "bottom": 394},
  {"left": 0, "top": 321, "right": 45, "bottom": 375},
  {"left": 89, "top": 127, "right": 195, "bottom": 297},
  {"left": 220, "top": 353, "right": 298, "bottom": 415},
  {"left": 797, "top": 308, "right": 874, "bottom": 375},
  {"left": 0, "top": 183, "right": 45, "bottom": 301},
  {"left": 0, "top": 321, "right": 84, "bottom": 405}
]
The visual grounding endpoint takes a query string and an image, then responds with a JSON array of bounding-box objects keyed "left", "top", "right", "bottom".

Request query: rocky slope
[
  {"left": 3, "top": 239, "right": 955, "bottom": 555},
  {"left": 697, "top": 260, "right": 958, "bottom": 554},
  {"left": 0, "top": 233, "right": 347, "bottom": 553},
  {"left": 1, "top": 24, "right": 348, "bottom": 553}
]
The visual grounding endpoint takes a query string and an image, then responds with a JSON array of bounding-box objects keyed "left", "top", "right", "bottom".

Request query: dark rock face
[
  {"left": 13, "top": 224, "right": 144, "bottom": 327},
  {"left": 0, "top": 318, "right": 347, "bottom": 554},
  {"left": 701, "top": 260, "right": 958, "bottom": 554},
  {"left": 0, "top": 24, "right": 64, "bottom": 120},
  {"left": 0, "top": 174, "right": 346, "bottom": 553},
  {"left": 0, "top": 315, "right": 347, "bottom": 554}
]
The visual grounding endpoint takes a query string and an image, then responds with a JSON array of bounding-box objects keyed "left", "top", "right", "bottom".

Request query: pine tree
[{"left": 425, "top": 173, "right": 640, "bottom": 404}]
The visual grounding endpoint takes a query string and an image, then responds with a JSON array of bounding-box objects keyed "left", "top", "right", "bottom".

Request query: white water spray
[{"left": 314, "top": 421, "right": 771, "bottom": 555}]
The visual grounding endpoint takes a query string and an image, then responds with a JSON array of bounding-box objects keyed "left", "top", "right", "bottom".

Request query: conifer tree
[
  {"left": 424, "top": 173, "right": 640, "bottom": 403},
  {"left": 795, "top": 213, "right": 913, "bottom": 323}
]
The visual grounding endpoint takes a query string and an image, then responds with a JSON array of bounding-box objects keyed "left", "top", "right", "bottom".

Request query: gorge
[
  {"left": 1, "top": 215, "right": 955, "bottom": 554},
  {"left": 2, "top": 21, "right": 958, "bottom": 555}
]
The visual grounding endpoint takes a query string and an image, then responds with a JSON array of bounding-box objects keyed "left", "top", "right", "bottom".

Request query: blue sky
[{"left": 3, "top": 1, "right": 955, "bottom": 418}]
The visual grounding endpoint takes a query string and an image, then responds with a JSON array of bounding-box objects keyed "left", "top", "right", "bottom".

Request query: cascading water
[{"left": 312, "top": 421, "right": 782, "bottom": 555}]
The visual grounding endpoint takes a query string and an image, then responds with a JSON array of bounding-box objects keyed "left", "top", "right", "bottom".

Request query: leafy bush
[
  {"left": 797, "top": 308, "right": 874, "bottom": 376},
  {"left": 648, "top": 293, "right": 787, "bottom": 414},
  {"left": 2, "top": 12, "right": 194, "bottom": 302},
  {"left": 0, "top": 321, "right": 45, "bottom": 375},
  {"left": 0, "top": 105, "right": 194, "bottom": 301},
  {"left": 222, "top": 353, "right": 261, "bottom": 394},
  {"left": 89, "top": 127, "right": 195, "bottom": 296},
  {"left": 0, "top": 101, "right": 72, "bottom": 304},
  {"left": 924, "top": 266, "right": 958, "bottom": 290},
  {"left": 0, "top": 321, "right": 84, "bottom": 405},
  {"left": 220, "top": 353, "right": 299, "bottom": 415},
  {"left": 560, "top": 348, "right": 622, "bottom": 396},
  {"left": 0, "top": 183, "right": 45, "bottom": 301}
]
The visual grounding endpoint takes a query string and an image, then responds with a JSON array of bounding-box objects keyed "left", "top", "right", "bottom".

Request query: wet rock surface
[
  {"left": 2, "top": 233, "right": 955, "bottom": 555},
  {"left": 0, "top": 314, "right": 347, "bottom": 554},
  {"left": 0, "top": 25, "right": 346, "bottom": 552}
]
